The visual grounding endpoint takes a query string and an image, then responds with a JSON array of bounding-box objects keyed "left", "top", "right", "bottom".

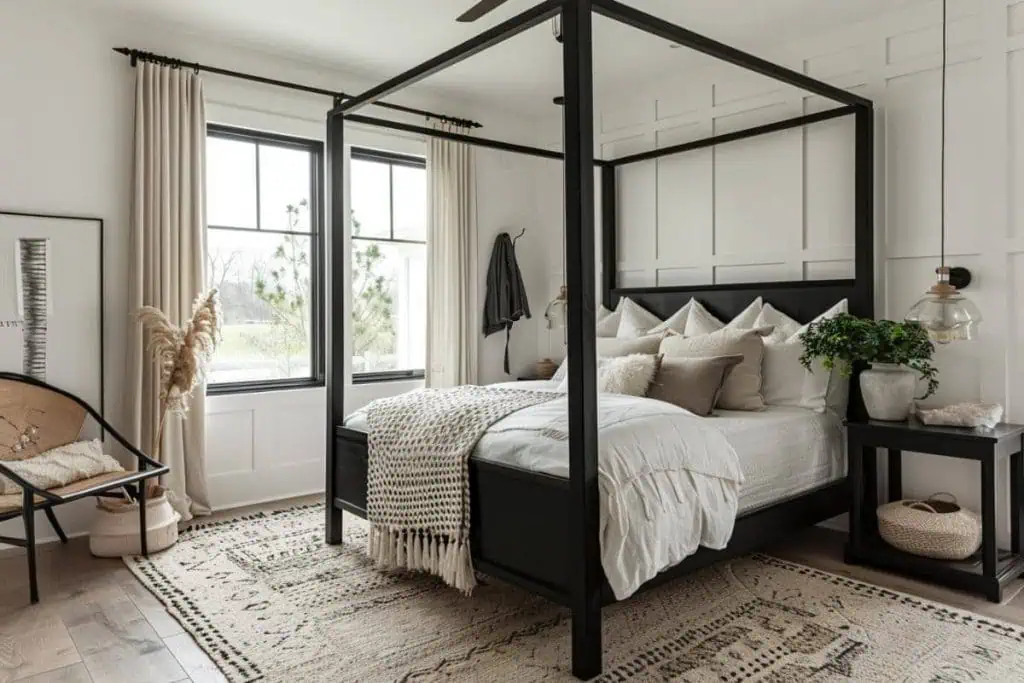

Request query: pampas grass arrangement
[{"left": 137, "top": 289, "right": 222, "bottom": 461}]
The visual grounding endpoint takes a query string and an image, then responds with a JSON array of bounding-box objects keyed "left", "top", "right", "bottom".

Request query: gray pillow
[
  {"left": 647, "top": 355, "right": 744, "bottom": 416},
  {"left": 659, "top": 326, "right": 773, "bottom": 411}
]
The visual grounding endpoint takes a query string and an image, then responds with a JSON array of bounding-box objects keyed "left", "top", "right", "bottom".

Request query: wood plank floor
[{"left": 1, "top": 500, "right": 1023, "bottom": 682}]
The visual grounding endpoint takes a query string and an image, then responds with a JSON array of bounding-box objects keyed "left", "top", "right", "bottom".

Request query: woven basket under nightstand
[{"left": 877, "top": 493, "right": 981, "bottom": 561}]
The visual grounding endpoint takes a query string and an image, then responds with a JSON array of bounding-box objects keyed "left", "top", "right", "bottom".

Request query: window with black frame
[
  {"left": 350, "top": 148, "right": 427, "bottom": 383},
  {"left": 204, "top": 125, "right": 324, "bottom": 393}
]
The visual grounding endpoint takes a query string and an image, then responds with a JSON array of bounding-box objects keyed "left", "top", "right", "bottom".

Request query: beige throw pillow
[
  {"left": 659, "top": 326, "right": 774, "bottom": 410},
  {"left": 647, "top": 355, "right": 744, "bottom": 416},
  {"left": 597, "top": 333, "right": 664, "bottom": 357}
]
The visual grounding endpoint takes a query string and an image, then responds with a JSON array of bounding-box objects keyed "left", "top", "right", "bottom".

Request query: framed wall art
[{"left": 0, "top": 210, "right": 104, "bottom": 418}]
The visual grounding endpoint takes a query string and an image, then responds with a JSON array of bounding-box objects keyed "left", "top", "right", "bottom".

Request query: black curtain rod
[{"left": 112, "top": 47, "right": 482, "bottom": 129}]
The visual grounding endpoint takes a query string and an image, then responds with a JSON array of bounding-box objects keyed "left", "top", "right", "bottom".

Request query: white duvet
[{"left": 347, "top": 385, "right": 743, "bottom": 600}]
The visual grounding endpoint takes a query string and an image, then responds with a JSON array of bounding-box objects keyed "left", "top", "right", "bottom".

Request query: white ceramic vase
[{"left": 859, "top": 362, "right": 917, "bottom": 421}]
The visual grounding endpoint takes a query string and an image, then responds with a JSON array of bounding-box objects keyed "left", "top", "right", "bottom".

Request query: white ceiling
[{"left": 86, "top": 0, "right": 913, "bottom": 117}]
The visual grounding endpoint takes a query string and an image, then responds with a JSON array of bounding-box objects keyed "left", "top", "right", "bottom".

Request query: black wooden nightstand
[{"left": 845, "top": 419, "right": 1024, "bottom": 602}]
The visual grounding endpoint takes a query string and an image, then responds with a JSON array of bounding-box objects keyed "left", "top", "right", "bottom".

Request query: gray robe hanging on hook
[{"left": 483, "top": 230, "right": 531, "bottom": 375}]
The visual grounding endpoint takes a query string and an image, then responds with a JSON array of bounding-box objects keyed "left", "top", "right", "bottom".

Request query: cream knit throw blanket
[{"left": 365, "top": 386, "right": 556, "bottom": 593}]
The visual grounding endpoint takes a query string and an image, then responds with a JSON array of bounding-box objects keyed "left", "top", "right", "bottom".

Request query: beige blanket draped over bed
[{"left": 364, "top": 386, "right": 556, "bottom": 592}]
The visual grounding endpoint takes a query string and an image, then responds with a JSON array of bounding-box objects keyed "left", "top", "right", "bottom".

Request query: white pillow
[
  {"left": 761, "top": 342, "right": 831, "bottom": 410},
  {"left": 758, "top": 299, "right": 849, "bottom": 412},
  {"left": 648, "top": 299, "right": 694, "bottom": 335},
  {"left": 615, "top": 299, "right": 663, "bottom": 339},
  {"left": 754, "top": 299, "right": 848, "bottom": 344},
  {"left": 596, "top": 304, "right": 621, "bottom": 337},
  {"left": 684, "top": 297, "right": 764, "bottom": 337},
  {"left": 558, "top": 354, "right": 660, "bottom": 397}
]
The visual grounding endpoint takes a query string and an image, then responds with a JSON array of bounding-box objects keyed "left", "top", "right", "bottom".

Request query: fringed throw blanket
[{"left": 365, "top": 386, "right": 556, "bottom": 593}]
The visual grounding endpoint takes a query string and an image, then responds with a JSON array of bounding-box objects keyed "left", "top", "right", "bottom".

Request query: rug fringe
[{"left": 368, "top": 523, "right": 476, "bottom": 594}]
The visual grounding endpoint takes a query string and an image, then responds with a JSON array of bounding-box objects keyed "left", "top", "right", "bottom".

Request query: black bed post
[
  {"left": 601, "top": 165, "right": 617, "bottom": 307},
  {"left": 854, "top": 104, "right": 875, "bottom": 318},
  {"left": 326, "top": 109, "right": 345, "bottom": 545},
  {"left": 562, "top": 0, "right": 602, "bottom": 678}
]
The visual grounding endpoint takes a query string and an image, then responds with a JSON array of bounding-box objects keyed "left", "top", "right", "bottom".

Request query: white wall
[
  {"left": 0, "top": 0, "right": 552, "bottom": 539},
  {"left": 476, "top": 150, "right": 558, "bottom": 383},
  {"left": 598, "top": 0, "right": 1023, "bottom": 542}
]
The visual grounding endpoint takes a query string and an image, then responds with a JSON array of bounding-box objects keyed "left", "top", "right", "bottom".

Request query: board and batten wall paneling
[{"left": 598, "top": 0, "right": 1024, "bottom": 544}]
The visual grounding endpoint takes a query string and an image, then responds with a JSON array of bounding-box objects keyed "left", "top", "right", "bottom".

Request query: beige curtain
[
  {"left": 125, "top": 62, "right": 210, "bottom": 521},
  {"left": 426, "top": 123, "right": 478, "bottom": 388}
]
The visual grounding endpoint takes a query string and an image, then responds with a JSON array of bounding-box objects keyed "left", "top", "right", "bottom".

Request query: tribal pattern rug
[{"left": 126, "top": 505, "right": 1024, "bottom": 682}]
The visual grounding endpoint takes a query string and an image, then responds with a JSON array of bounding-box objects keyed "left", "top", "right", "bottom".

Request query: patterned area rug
[{"left": 126, "top": 505, "right": 1024, "bottom": 682}]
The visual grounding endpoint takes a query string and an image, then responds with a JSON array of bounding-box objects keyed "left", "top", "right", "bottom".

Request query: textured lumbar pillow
[
  {"left": 0, "top": 439, "right": 124, "bottom": 495},
  {"left": 647, "top": 354, "right": 744, "bottom": 416},
  {"left": 683, "top": 298, "right": 764, "bottom": 337},
  {"left": 660, "top": 326, "right": 773, "bottom": 410}
]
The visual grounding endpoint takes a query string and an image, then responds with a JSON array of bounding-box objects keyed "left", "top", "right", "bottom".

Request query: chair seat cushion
[{"left": 0, "top": 471, "right": 134, "bottom": 513}]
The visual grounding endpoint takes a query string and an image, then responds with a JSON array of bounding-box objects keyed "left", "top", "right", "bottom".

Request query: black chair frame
[{"left": 0, "top": 372, "right": 169, "bottom": 603}]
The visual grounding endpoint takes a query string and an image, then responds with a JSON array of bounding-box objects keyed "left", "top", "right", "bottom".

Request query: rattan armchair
[{"left": 0, "top": 372, "right": 168, "bottom": 603}]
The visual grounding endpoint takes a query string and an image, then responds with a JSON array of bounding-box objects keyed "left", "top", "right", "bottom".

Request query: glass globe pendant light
[{"left": 905, "top": 0, "right": 982, "bottom": 344}]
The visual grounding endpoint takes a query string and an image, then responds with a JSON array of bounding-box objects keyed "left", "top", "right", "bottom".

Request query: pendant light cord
[{"left": 940, "top": 0, "right": 947, "bottom": 269}]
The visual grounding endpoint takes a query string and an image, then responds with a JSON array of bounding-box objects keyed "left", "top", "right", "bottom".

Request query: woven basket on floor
[
  {"left": 877, "top": 493, "right": 982, "bottom": 561},
  {"left": 89, "top": 485, "right": 181, "bottom": 557}
]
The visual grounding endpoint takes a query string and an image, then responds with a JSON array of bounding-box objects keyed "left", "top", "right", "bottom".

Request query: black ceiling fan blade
[{"left": 456, "top": 0, "right": 510, "bottom": 22}]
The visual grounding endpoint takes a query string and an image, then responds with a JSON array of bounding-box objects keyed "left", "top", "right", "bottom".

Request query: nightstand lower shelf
[{"left": 847, "top": 535, "right": 1024, "bottom": 603}]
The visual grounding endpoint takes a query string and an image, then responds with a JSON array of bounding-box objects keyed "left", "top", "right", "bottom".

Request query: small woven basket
[{"left": 877, "top": 493, "right": 982, "bottom": 561}]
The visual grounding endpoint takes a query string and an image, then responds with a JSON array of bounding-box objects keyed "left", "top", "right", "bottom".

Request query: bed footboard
[
  {"left": 330, "top": 426, "right": 574, "bottom": 604},
  {"left": 329, "top": 425, "right": 848, "bottom": 607}
]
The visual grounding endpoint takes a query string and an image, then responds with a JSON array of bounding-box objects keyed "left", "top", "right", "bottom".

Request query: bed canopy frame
[{"left": 326, "top": 0, "right": 874, "bottom": 678}]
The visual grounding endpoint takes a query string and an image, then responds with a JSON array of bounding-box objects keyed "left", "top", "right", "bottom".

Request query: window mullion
[
  {"left": 389, "top": 162, "right": 396, "bottom": 241},
  {"left": 255, "top": 142, "right": 262, "bottom": 230}
]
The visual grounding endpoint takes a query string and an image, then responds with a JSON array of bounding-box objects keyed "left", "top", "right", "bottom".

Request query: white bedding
[{"left": 345, "top": 380, "right": 845, "bottom": 599}]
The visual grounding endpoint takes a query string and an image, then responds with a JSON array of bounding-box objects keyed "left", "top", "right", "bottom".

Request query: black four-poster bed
[{"left": 325, "top": 0, "right": 875, "bottom": 678}]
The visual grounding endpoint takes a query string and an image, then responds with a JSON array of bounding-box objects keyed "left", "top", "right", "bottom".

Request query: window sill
[
  {"left": 207, "top": 378, "right": 325, "bottom": 396},
  {"left": 352, "top": 371, "right": 425, "bottom": 385}
]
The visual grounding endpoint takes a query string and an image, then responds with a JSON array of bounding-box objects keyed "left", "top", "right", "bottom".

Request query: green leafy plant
[{"left": 799, "top": 313, "right": 939, "bottom": 398}]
